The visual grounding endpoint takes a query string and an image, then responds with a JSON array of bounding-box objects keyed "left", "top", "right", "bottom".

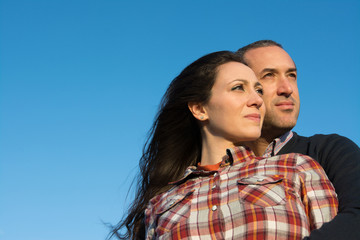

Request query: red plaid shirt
[{"left": 145, "top": 146, "right": 338, "bottom": 239}]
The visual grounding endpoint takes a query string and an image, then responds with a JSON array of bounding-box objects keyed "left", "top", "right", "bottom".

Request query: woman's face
[{"left": 202, "top": 61, "right": 265, "bottom": 144}]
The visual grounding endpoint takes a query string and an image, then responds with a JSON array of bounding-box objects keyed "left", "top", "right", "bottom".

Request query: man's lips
[
  {"left": 275, "top": 101, "right": 295, "bottom": 110},
  {"left": 244, "top": 113, "right": 261, "bottom": 122}
]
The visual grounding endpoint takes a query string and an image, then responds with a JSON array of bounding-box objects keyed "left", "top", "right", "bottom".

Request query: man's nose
[{"left": 277, "top": 76, "right": 293, "bottom": 97}]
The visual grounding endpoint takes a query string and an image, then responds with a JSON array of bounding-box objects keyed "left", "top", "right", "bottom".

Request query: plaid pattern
[
  {"left": 263, "top": 131, "right": 294, "bottom": 157},
  {"left": 145, "top": 146, "right": 338, "bottom": 240}
]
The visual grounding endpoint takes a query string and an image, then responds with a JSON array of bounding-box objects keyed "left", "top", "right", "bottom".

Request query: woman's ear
[{"left": 188, "top": 102, "right": 208, "bottom": 121}]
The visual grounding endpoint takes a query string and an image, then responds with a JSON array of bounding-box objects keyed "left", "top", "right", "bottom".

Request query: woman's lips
[{"left": 244, "top": 113, "right": 261, "bottom": 122}]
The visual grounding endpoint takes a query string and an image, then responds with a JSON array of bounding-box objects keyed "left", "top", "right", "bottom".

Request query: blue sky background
[{"left": 1, "top": 1, "right": 359, "bottom": 239}]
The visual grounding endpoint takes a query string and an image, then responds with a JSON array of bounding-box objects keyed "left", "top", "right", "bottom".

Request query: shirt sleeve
[
  {"left": 307, "top": 135, "right": 360, "bottom": 240},
  {"left": 296, "top": 154, "right": 338, "bottom": 230},
  {"left": 279, "top": 134, "right": 360, "bottom": 239},
  {"left": 144, "top": 198, "right": 157, "bottom": 239}
]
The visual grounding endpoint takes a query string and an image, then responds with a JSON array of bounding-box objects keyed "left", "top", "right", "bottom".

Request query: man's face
[{"left": 243, "top": 46, "right": 300, "bottom": 138}]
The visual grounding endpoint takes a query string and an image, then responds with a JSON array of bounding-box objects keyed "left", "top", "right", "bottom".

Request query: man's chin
[{"left": 261, "top": 121, "right": 295, "bottom": 139}]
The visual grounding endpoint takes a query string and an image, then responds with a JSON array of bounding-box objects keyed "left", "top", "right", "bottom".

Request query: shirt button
[
  {"left": 212, "top": 185, "right": 216, "bottom": 189},
  {"left": 212, "top": 205, "right": 217, "bottom": 211},
  {"left": 213, "top": 173, "right": 217, "bottom": 177}
]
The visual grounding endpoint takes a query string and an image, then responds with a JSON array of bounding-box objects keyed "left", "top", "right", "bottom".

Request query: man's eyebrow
[
  {"left": 287, "top": 68, "right": 297, "bottom": 72},
  {"left": 261, "top": 68, "right": 297, "bottom": 73},
  {"left": 261, "top": 68, "right": 277, "bottom": 73}
]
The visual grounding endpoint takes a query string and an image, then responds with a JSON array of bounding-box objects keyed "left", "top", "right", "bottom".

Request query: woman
[{"left": 110, "top": 51, "right": 338, "bottom": 239}]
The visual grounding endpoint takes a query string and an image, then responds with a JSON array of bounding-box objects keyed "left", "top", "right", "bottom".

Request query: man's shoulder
[
  {"left": 292, "top": 132, "right": 350, "bottom": 145},
  {"left": 280, "top": 132, "right": 357, "bottom": 157}
]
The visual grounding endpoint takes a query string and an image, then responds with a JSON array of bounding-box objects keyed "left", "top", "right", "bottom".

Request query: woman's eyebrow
[{"left": 228, "top": 79, "right": 247, "bottom": 85}]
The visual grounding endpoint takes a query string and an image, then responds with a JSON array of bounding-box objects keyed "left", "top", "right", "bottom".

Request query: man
[{"left": 237, "top": 40, "right": 360, "bottom": 240}]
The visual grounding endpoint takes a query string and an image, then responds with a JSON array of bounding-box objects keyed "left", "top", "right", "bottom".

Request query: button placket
[
  {"left": 210, "top": 171, "right": 220, "bottom": 212},
  {"left": 209, "top": 170, "right": 222, "bottom": 232}
]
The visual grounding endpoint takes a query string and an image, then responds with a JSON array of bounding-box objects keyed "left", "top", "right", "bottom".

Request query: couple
[{"left": 111, "top": 40, "right": 360, "bottom": 239}]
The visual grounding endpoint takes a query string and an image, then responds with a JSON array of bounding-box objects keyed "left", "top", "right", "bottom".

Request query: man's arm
[
  {"left": 296, "top": 154, "right": 338, "bottom": 230},
  {"left": 279, "top": 133, "right": 360, "bottom": 240}
]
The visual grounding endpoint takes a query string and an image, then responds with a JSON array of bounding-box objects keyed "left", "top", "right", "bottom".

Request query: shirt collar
[
  {"left": 170, "top": 146, "right": 257, "bottom": 185},
  {"left": 263, "top": 131, "right": 293, "bottom": 157},
  {"left": 225, "top": 145, "right": 256, "bottom": 165}
]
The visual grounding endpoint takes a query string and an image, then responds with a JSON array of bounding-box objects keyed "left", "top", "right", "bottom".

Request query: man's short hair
[{"left": 236, "top": 40, "right": 283, "bottom": 64}]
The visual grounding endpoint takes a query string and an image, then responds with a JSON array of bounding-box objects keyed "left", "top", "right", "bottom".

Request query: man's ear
[{"left": 188, "top": 102, "right": 208, "bottom": 121}]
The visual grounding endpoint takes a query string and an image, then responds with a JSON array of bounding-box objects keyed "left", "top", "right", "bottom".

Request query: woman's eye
[
  {"left": 231, "top": 85, "right": 244, "bottom": 91},
  {"left": 256, "top": 88, "right": 264, "bottom": 95}
]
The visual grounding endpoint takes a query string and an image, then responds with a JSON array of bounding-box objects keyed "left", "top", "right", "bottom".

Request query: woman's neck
[{"left": 200, "top": 134, "right": 235, "bottom": 166}]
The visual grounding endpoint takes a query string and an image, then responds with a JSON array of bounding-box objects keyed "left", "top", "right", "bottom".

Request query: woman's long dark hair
[{"left": 109, "top": 51, "right": 244, "bottom": 239}]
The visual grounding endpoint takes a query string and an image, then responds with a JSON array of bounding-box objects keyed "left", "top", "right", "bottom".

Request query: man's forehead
[
  {"left": 244, "top": 46, "right": 288, "bottom": 60},
  {"left": 244, "top": 46, "right": 296, "bottom": 69}
]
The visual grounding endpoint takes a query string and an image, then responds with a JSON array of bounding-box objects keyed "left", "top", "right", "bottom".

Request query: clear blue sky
[{"left": 1, "top": 1, "right": 359, "bottom": 239}]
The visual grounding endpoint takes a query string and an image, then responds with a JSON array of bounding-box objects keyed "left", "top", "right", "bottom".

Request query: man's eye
[
  {"left": 289, "top": 73, "right": 297, "bottom": 78},
  {"left": 231, "top": 85, "right": 244, "bottom": 91},
  {"left": 263, "top": 73, "right": 274, "bottom": 78}
]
